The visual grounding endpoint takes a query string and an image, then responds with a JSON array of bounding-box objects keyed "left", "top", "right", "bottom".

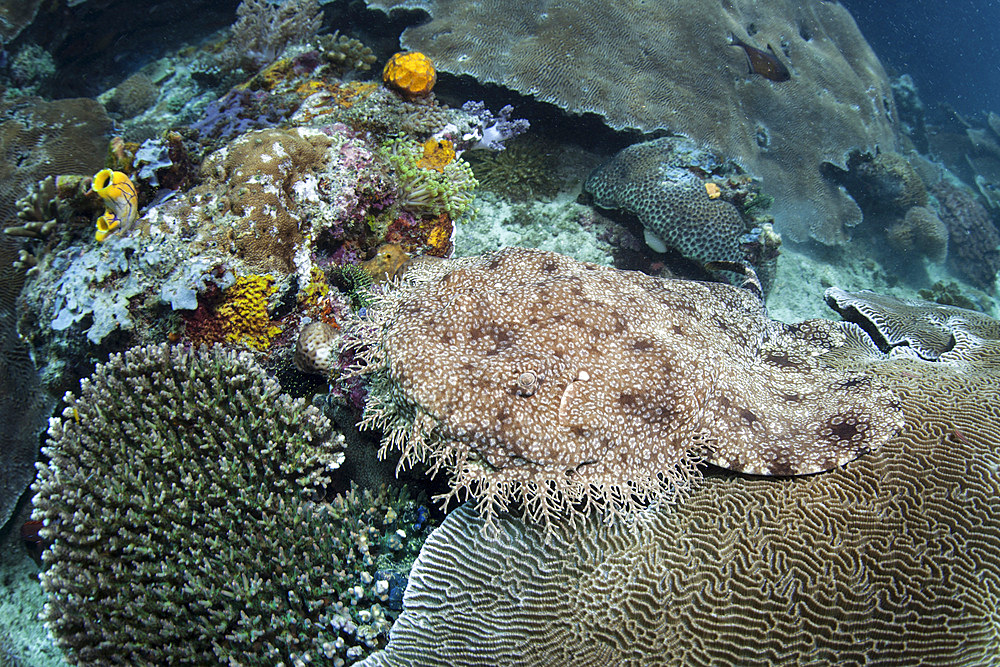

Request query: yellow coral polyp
[
  {"left": 416, "top": 138, "right": 456, "bottom": 173},
  {"left": 705, "top": 182, "right": 722, "bottom": 199},
  {"left": 382, "top": 52, "right": 436, "bottom": 100},
  {"left": 216, "top": 274, "right": 282, "bottom": 351},
  {"left": 92, "top": 168, "right": 138, "bottom": 242}
]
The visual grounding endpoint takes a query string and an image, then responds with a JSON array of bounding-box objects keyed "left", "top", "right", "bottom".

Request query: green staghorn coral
[{"left": 31, "top": 343, "right": 435, "bottom": 665}]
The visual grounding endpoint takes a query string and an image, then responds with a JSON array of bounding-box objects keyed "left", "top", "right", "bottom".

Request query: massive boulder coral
[
  {"left": 359, "top": 292, "right": 1000, "bottom": 667},
  {"left": 149, "top": 126, "right": 392, "bottom": 278},
  {"left": 367, "top": 0, "right": 900, "bottom": 244},
  {"left": 928, "top": 180, "right": 1000, "bottom": 290},
  {"left": 0, "top": 97, "right": 111, "bottom": 231},
  {"left": 355, "top": 247, "right": 902, "bottom": 530}
]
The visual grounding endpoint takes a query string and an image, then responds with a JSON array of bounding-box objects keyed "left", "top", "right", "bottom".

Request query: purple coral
[
  {"left": 460, "top": 101, "right": 530, "bottom": 151},
  {"left": 189, "top": 89, "right": 283, "bottom": 144},
  {"left": 929, "top": 181, "right": 1000, "bottom": 290}
]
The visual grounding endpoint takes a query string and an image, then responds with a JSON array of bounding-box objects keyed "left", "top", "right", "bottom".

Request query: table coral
[
  {"left": 353, "top": 247, "right": 902, "bottom": 532},
  {"left": 0, "top": 97, "right": 112, "bottom": 236},
  {"left": 825, "top": 287, "right": 1000, "bottom": 361}
]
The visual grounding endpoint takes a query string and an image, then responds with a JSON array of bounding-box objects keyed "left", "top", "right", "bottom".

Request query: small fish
[
  {"left": 21, "top": 520, "right": 46, "bottom": 564},
  {"left": 729, "top": 33, "right": 791, "bottom": 82}
]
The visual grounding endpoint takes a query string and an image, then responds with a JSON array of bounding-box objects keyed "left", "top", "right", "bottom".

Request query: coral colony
[{"left": 2, "top": 0, "right": 1000, "bottom": 665}]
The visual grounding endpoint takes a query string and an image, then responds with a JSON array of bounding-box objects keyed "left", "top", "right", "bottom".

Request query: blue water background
[{"left": 840, "top": 0, "right": 1000, "bottom": 115}]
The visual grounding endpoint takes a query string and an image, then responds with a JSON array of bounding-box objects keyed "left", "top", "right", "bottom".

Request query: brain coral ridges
[{"left": 352, "top": 247, "right": 903, "bottom": 534}]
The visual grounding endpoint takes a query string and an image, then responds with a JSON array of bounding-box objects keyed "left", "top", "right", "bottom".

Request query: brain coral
[
  {"left": 369, "top": 0, "right": 899, "bottom": 244},
  {"left": 359, "top": 292, "right": 1000, "bottom": 667},
  {"left": 355, "top": 247, "right": 902, "bottom": 530},
  {"left": 825, "top": 286, "right": 1000, "bottom": 361},
  {"left": 31, "top": 343, "right": 364, "bottom": 665}
]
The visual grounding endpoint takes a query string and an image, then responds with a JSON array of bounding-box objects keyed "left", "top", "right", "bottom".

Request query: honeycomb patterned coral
[
  {"left": 367, "top": 0, "right": 899, "bottom": 245},
  {"left": 382, "top": 52, "right": 436, "bottom": 100},
  {"left": 294, "top": 321, "right": 339, "bottom": 374},
  {"left": 585, "top": 137, "right": 750, "bottom": 267},
  {"left": 355, "top": 247, "right": 902, "bottom": 531},
  {"left": 358, "top": 295, "right": 1000, "bottom": 667}
]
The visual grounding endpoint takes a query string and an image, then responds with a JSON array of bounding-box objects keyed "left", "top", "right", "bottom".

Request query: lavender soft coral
[{"left": 459, "top": 101, "right": 530, "bottom": 151}]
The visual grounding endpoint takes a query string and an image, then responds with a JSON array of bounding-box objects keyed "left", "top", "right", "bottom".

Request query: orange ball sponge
[{"left": 382, "top": 52, "right": 436, "bottom": 100}]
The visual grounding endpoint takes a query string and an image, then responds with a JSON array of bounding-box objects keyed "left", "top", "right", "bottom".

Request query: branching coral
[
  {"left": 32, "top": 344, "right": 340, "bottom": 663},
  {"left": 315, "top": 32, "right": 378, "bottom": 76},
  {"left": 220, "top": 0, "right": 323, "bottom": 73}
]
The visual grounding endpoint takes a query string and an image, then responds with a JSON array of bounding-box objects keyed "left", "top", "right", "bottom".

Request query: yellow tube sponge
[{"left": 91, "top": 169, "right": 138, "bottom": 242}]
